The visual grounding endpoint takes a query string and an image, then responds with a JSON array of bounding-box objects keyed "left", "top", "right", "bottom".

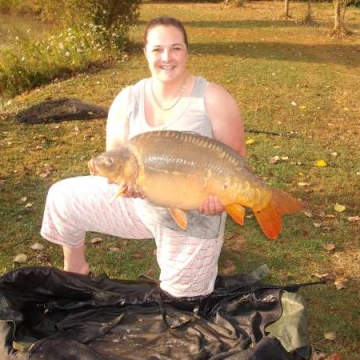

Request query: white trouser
[{"left": 41, "top": 176, "right": 225, "bottom": 297}]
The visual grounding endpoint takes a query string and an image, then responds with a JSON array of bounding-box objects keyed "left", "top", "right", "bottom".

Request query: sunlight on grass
[{"left": 1, "top": 2, "right": 360, "bottom": 358}]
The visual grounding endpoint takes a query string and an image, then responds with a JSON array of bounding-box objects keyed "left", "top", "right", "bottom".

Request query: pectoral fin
[
  {"left": 225, "top": 204, "right": 246, "bottom": 226},
  {"left": 116, "top": 182, "right": 128, "bottom": 197},
  {"left": 168, "top": 208, "right": 188, "bottom": 230}
]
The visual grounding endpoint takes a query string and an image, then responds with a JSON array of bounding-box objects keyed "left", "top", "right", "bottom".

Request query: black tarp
[{"left": 0, "top": 266, "right": 316, "bottom": 360}]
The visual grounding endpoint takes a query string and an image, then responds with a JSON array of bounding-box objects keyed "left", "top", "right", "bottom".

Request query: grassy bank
[{"left": 1, "top": 2, "right": 359, "bottom": 358}]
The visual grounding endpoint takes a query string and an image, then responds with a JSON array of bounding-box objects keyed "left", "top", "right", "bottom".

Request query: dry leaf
[
  {"left": 25, "top": 203, "right": 33, "bottom": 211},
  {"left": 14, "top": 254, "right": 28, "bottom": 263},
  {"left": 132, "top": 252, "right": 145, "bottom": 259},
  {"left": 39, "top": 172, "right": 50, "bottom": 178},
  {"left": 311, "top": 351, "right": 327, "bottom": 360},
  {"left": 313, "top": 222, "right": 322, "bottom": 228},
  {"left": 298, "top": 182, "right": 311, "bottom": 187},
  {"left": 324, "top": 243, "right": 336, "bottom": 252},
  {"left": 347, "top": 216, "right": 360, "bottom": 222},
  {"left": 313, "top": 272, "right": 336, "bottom": 282},
  {"left": 36, "top": 253, "right": 50, "bottom": 263},
  {"left": 316, "top": 159, "right": 327, "bottom": 167},
  {"left": 269, "top": 155, "right": 279, "bottom": 164},
  {"left": 334, "top": 203, "right": 346, "bottom": 213},
  {"left": 31, "top": 243, "right": 44, "bottom": 251},
  {"left": 91, "top": 237, "right": 103, "bottom": 244},
  {"left": 324, "top": 332, "right": 337, "bottom": 341},
  {"left": 221, "top": 259, "right": 236, "bottom": 275},
  {"left": 334, "top": 277, "right": 348, "bottom": 290},
  {"left": 108, "top": 247, "right": 120, "bottom": 252},
  {"left": 245, "top": 138, "right": 255, "bottom": 145},
  {"left": 146, "top": 268, "right": 156, "bottom": 277}
]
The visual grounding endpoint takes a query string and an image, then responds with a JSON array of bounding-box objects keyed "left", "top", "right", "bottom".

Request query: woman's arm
[
  {"left": 205, "top": 82, "right": 246, "bottom": 157},
  {"left": 106, "top": 86, "right": 132, "bottom": 151}
]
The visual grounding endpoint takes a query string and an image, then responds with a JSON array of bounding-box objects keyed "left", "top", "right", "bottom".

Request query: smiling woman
[{"left": 40, "top": 16, "right": 247, "bottom": 299}]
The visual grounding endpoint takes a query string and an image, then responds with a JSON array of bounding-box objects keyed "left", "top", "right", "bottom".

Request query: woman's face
[{"left": 144, "top": 25, "right": 189, "bottom": 83}]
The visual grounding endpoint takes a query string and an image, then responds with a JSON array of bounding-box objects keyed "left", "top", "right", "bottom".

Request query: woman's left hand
[{"left": 199, "top": 195, "right": 224, "bottom": 215}]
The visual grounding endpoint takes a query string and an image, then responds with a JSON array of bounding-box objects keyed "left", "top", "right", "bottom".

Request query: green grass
[{"left": 1, "top": 2, "right": 360, "bottom": 358}]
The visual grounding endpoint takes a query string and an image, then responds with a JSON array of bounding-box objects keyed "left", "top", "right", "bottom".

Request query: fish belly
[{"left": 130, "top": 131, "right": 271, "bottom": 211}]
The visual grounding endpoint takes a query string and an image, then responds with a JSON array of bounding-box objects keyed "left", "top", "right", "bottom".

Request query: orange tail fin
[{"left": 254, "top": 189, "right": 304, "bottom": 240}]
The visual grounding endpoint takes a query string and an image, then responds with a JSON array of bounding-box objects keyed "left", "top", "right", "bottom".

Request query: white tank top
[
  {"left": 125, "top": 76, "right": 226, "bottom": 238},
  {"left": 128, "top": 76, "right": 213, "bottom": 139}
]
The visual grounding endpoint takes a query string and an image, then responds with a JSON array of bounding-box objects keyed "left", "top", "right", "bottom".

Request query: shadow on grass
[
  {"left": 130, "top": 37, "right": 359, "bottom": 68},
  {"left": 189, "top": 41, "right": 360, "bottom": 67}
]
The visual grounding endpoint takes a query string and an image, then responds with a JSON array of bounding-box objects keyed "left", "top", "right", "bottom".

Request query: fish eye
[{"left": 105, "top": 158, "right": 113, "bottom": 167}]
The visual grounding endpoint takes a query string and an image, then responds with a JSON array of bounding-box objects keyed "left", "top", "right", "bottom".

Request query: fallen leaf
[
  {"left": 324, "top": 243, "right": 336, "bottom": 252},
  {"left": 313, "top": 222, "right": 322, "bottom": 228},
  {"left": 132, "top": 251, "right": 145, "bottom": 259},
  {"left": 36, "top": 253, "right": 50, "bottom": 263},
  {"left": 25, "top": 203, "right": 33, "bottom": 211},
  {"left": 245, "top": 138, "right": 255, "bottom": 145},
  {"left": 39, "top": 172, "right": 50, "bottom": 178},
  {"left": 347, "top": 216, "right": 360, "bottom": 222},
  {"left": 311, "top": 351, "right": 327, "bottom": 360},
  {"left": 91, "top": 237, "right": 103, "bottom": 244},
  {"left": 222, "top": 259, "right": 236, "bottom": 275},
  {"left": 316, "top": 159, "right": 327, "bottom": 167},
  {"left": 324, "top": 332, "right": 337, "bottom": 341},
  {"left": 298, "top": 182, "right": 311, "bottom": 187},
  {"left": 14, "top": 254, "right": 28, "bottom": 264},
  {"left": 334, "top": 277, "right": 348, "bottom": 290},
  {"left": 334, "top": 203, "right": 346, "bottom": 213},
  {"left": 31, "top": 243, "right": 44, "bottom": 251},
  {"left": 313, "top": 272, "right": 336, "bottom": 282},
  {"left": 269, "top": 155, "right": 279, "bottom": 164},
  {"left": 108, "top": 247, "right": 120, "bottom": 252}
]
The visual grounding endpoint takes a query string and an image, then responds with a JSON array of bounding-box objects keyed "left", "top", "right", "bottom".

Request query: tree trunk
[
  {"left": 304, "top": 0, "right": 313, "bottom": 23},
  {"left": 334, "top": 0, "right": 342, "bottom": 31},
  {"left": 284, "top": 0, "right": 290, "bottom": 18}
]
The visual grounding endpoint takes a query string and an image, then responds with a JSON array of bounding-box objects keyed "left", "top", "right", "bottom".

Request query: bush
[
  {"left": 0, "top": 0, "right": 141, "bottom": 99},
  {"left": 33, "top": 0, "right": 141, "bottom": 50}
]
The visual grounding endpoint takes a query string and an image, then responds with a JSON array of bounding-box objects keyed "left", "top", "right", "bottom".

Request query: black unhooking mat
[{"left": 0, "top": 266, "right": 317, "bottom": 360}]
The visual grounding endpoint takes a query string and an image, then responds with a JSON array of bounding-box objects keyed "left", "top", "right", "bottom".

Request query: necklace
[{"left": 151, "top": 78, "right": 187, "bottom": 111}]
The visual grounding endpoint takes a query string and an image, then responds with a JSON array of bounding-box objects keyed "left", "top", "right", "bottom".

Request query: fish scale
[{"left": 89, "top": 130, "right": 304, "bottom": 239}]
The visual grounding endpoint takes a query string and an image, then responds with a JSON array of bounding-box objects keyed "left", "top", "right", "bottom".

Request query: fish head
[{"left": 88, "top": 147, "right": 138, "bottom": 188}]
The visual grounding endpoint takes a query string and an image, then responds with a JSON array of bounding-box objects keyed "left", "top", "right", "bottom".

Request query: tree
[
  {"left": 284, "top": 0, "right": 290, "bottom": 18},
  {"left": 332, "top": 0, "right": 351, "bottom": 35}
]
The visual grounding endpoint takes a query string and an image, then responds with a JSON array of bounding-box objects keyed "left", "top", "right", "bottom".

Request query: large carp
[{"left": 88, "top": 130, "right": 303, "bottom": 239}]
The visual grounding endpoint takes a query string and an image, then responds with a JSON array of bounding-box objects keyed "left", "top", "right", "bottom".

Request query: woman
[{"left": 41, "top": 16, "right": 246, "bottom": 298}]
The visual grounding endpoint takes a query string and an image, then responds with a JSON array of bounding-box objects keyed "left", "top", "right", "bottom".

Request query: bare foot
[{"left": 64, "top": 262, "right": 90, "bottom": 275}]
